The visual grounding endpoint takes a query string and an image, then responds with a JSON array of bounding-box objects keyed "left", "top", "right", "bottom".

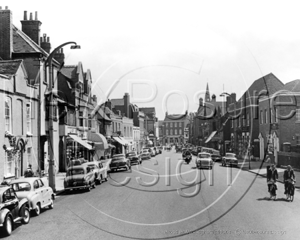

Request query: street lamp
[{"left": 46, "top": 41, "right": 80, "bottom": 192}]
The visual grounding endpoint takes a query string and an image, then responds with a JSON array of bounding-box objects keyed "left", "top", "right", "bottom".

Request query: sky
[{"left": 3, "top": 0, "right": 300, "bottom": 120}]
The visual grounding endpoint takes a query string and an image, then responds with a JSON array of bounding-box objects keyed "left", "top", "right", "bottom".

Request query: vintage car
[
  {"left": 67, "top": 158, "right": 88, "bottom": 168},
  {"left": 140, "top": 152, "right": 151, "bottom": 160},
  {"left": 64, "top": 165, "right": 96, "bottom": 191},
  {"left": 195, "top": 152, "right": 214, "bottom": 169},
  {"left": 10, "top": 177, "right": 54, "bottom": 216},
  {"left": 109, "top": 154, "right": 131, "bottom": 171},
  {"left": 127, "top": 152, "right": 142, "bottom": 165},
  {"left": 211, "top": 154, "right": 222, "bottom": 162},
  {"left": 81, "top": 161, "right": 108, "bottom": 184},
  {"left": 0, "top": 185, "right": 30, "bottom": 236},
  {"left": 222, "top": 153, "right": 238, "bottom": 167}
]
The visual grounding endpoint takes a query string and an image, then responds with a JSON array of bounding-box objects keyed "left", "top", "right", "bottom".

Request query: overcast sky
[{"left": 3, "top": 0, "right": 300, "bottom": 119}]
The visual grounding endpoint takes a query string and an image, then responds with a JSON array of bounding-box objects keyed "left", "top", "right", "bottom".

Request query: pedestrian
[{"left": 24, "top": 164, "right": 34, "bottom": 177}]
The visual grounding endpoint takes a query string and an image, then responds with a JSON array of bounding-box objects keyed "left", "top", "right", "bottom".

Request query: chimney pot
[
  {"left": 35, "top": 11, "right": 38, "bottom": 20},
  {"left": 47, "top": 36, "right": 50, "bottom": 42},
  {"left": 24, "top": 11, "right": 27, "bottom": 20},
  {"left": 29, "top": 12, "right": 32, "bottom": 20},
  {"left": 5, "top": 6, "right": 8, "bottom": 10}
]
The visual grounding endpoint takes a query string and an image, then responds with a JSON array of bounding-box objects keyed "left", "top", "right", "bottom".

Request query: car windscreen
[
  {"left": 67, "top": 169, "right": 84, "bottom": 176},
  {"left": 12, "top": 182, "right": 31, "bottom": 192},
  {"left": 226, "top": 154, "right": 235, "bottom": 158},
  {"left": 112, "top": 156, "right": 125, "bottom": 161},
  {"left": 199, "top": 154, "right": 210, "bottom": 158}
]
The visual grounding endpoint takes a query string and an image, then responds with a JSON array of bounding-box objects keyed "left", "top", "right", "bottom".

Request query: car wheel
[
  {"left": 35, "top": 203, "right": 41, "bottom": 216},
  {"left": 49, "top": 198, "right": 54, "bottom": 209},
  {"left": 22, "top": 207, "right": 30, "bottom": 224},
  {"left": 3, "top": 215, "right": 13, "bottom": 236}
]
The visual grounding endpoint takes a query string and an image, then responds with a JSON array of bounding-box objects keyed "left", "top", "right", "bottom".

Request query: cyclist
[
  {"left": 267, "top": 164, "right": 278, "bottom": 199},
  {"left": 284, "top": 165, "right": 296, "bottom": 195}
]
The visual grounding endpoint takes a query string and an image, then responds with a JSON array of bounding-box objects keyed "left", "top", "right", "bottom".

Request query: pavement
[{"left": 237, "top": 159, "right": 300, "bottom": 188}]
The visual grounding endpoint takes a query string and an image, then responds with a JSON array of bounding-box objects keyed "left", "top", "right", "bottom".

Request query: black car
[
  {"left": 127, "top": 152, "right": 142, "bottom": 165},
  {"left": 0, "top": 185, "right": 30, "bottom": 236},
  {"left": 110, "top": 154, "right": 131, "bottom": 171},
  {"left": 211, "top": 154, "right": 222, "bottom": 162}
]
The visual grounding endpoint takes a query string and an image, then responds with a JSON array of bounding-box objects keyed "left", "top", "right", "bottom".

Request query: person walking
[{"left": 267, "top": 164, "right": 278, "bottom": 199}]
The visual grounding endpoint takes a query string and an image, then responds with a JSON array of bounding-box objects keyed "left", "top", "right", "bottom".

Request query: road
[{"left": 3, "top": 149, "right": 300, "bottom": 240}]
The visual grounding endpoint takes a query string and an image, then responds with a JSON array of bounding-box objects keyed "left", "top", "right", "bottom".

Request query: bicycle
[
  {"left": 268, "top": 180, "right": 277, "bottom": 200},
  {"left": 285, "top": 179, "right": 296, "bottom": 202}
]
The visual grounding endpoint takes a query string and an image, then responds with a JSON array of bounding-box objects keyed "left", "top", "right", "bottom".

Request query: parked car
[
  {"left": 109, "top": 154, "right": 131, "bottom": 171},
  {"left": 82, "top": 161, "right": 108, "bottom": 184},
  {"left": 10, "top": 177, "right": 54, "bottom": 216},
  {"left": 195, "top": 152, "right": 214, "bottom": 169},
  {"left": 140, "top": 152, "right": 151, "bottom": 160},
  {"left": 64, "top": 165, "right": 96, "bottom": 191},
  {"left": 222, "top": 153, "right": 238, "bottom": 167},
  {"left": 127, "top": 151, "right": 142, "bottom": 165},
  {"left": 0, "top": 185, "right": 30, "bottom": 236},
  {"left": 67, "top": 158, "right": 88, "bottom": 168}
]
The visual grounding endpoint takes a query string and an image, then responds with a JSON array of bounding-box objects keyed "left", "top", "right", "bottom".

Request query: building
[
  {"left": 259, "top": 79, "right": 300, "bottom": 164},
  {"left": 0, "top": 60, "right": 39, "bottom": 180},
  {"left": 163, "top": 112, "right": 189, "bottom": 145},
  {"left": 229, "top": 73, "right": 284, "bottom": 159},
  {"left": 139, "top": 107, "right": 158, "bottom": 146}
]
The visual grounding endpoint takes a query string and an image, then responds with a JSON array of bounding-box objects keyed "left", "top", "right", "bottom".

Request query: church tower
[{"left": 205, "top": 83, "right": 211, "bottom": 102}]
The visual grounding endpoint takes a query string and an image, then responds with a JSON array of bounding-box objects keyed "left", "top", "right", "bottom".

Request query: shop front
[{"left": 87, "top": 131, "right": 109, "bottom": 160}]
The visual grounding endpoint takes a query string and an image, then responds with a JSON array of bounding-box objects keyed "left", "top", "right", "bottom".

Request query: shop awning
[
  {"left": 87, "top": 132, "right": 108, "bottom": 150},
  {"left": 113, "top": 137, "right": 127, "bottom": 145},
  {"left": 205, "top": 131, "right": 217, "bottom": 143},
  {"left": 119, "top": 137, "right": 132, "bottom": 145},
  {"left": 68, "top": 134, "right": 93, "bottom": 150}
]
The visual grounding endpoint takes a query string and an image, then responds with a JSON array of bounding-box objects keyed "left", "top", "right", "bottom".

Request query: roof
[
  {"left": 10, "top": 177, "right": 40, "bottom": 185},
  {"left": 0, "top": 59, "right": 22, "bottom": 76},
  {"left": 12, "top": 25, "right": 48, "bottom": 55},
  {"left": 111, "top": 98, "right": 124, "bottom": 107},
  {"left": 283, "top": 79, "right": 300, "bottom": 92},
  {"left": 60, "top": 66, "right": 77, "bottom": 80},
  {"left": 0, "top": 185, "right": 11, "bottom": 194},
  {"left": 164, "top": 113, "right": 188, "bottom": 121}
]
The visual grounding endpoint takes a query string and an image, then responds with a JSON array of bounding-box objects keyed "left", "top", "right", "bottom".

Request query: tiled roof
[
  {"left": 12, "top": 25, "right": 48, "bottom": 55},
  {"left": 283, "top": 79, "right": 300, "bottom": 92},
  {"left": 0, "top": 60, "right": 22, "bottom": 76},
  {"left": 60, "top": 66, "right": 77, "bottom": 80},
  {"left": 111, "top": 98, "right": 124, "bottom": 107}
]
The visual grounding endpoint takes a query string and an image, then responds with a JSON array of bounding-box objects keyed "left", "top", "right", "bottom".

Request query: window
[
  {"left": 5, "top": 97, "right": 12, "bottom": 132},
  {"left": 4, "top": 152, "right": 14, "bottom": 177},
  {"left": 170, "top": 129, "right": 172, "bottom": 135},
  {"left": 296, "top": 109, "right": 300, "bottom": 122},
  {"left": 26, "top": 103, "right": 31, "bottom": 133},
  {"left": 247, "top": 113, "right": 250, "bottom": 126},
  {"left": 260, "top": 110, "right": 263, "bottom": 124},
  {"left": 27, "top": 148, "right": 32, "bottom": 165},
  {"left": 175, "top": 122, "right": 177, "bottom": 127},
  {"left": 174, "top": 129, "right": 177, "bottom": 135},
  {"left": 274, "top": 108, "right": 278, "bottom": 123},
  {"left": 179, "top": 129, "right": 182, "bottom": 135},
  {"left": 296, "top": 136, "right": 300, "bottom": 145},
  {"left": 166, "top": 123, "right": 168, "bottom": 128},
  {"left": 270, "top": 109, "right": 273, "bottom": 123},
  {"left": 231, "top": 119, "right": 233, "bottom": 128},
  {"left": 265, "top": 109, "right": 268, "bottom": 124},
  {"left": 124, "top": 127, "right": 126, "bottom": 137},
  {"left": 166, "top": 129, "right": 169, "bottom": 135}
]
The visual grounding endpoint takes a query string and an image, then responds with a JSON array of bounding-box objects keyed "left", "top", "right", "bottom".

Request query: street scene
[{"left": 1, "top": 1, "right": 300, "bottom": 239}]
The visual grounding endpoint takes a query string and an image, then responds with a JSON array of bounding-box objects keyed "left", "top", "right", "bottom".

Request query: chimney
[
  {"left": 0, "top": 7, "right": 13, "bottom": 60},
  {"left": 40, "top": 33, "right": 51, "bottom": 53},
  {"left": 199, "top": 97, "right": 203, "bottom": 106},
  {"left": 211, "top": 94, "right": 216, "bottom": 102},
  {"left": 21, "top": 10, "right": 42, "bottom": 45},
  {"left": 54, "top": 48, "right": 65, "bottom": 65},
  {"left": 124, "top": 93, "right": 130, "bottom": 118},
  {"left": 106, "top": 99, "right": 112, "bottom": 110}
]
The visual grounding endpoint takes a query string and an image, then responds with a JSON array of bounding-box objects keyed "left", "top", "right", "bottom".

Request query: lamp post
[{"left": 46, "top": 41, "right": 80, "bottom": 191}]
